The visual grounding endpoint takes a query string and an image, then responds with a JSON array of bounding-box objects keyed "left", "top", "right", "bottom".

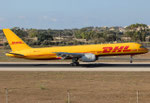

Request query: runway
[{"left": 0, "top": 62, "right": 149, "bottom": 71}]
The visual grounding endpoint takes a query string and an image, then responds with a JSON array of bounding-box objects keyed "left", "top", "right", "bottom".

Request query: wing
[{"left": 54, "top": 52, "right": 84, "bottom": 59}]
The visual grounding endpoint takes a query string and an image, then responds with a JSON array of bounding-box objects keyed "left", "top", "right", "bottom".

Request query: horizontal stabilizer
[{"left": 8, "top": 53, "right": 24, "bottom": 57}]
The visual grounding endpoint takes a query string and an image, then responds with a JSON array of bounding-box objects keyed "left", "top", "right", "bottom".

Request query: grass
[
  {"left": 40, "top": 85, "right": 47, "bottom": 90},
  {"left": 0, "top": 72, "right": 150, "bottom": 103}
]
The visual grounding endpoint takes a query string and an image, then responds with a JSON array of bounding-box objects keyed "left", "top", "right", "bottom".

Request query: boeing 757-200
[{"left": 3, "top": 29, "right": 149, "bottom": 66}]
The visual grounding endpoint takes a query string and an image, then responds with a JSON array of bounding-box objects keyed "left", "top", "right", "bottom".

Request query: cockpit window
[{"left": 140, "top": 45, "right": 146, "bottom": 48}]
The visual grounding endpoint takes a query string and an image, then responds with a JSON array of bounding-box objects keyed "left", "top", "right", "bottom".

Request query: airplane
[{"left": 2, "top": 29, "right": 149, "bottom": 66}]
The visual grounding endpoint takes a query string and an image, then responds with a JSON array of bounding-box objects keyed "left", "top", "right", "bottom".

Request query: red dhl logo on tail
[
  {"left": 103, "top": 46, "right": 131, "bottom": 53},
  {"left": 11, "top": 41, "right": 23, "bottom": 45}
]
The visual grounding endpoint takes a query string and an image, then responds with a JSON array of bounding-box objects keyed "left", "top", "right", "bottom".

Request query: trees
[
  {"left": 126, "top": 23, "right": 148, "bottom": 30},
  {"left": 11, "top": 27, "right": 28, "bottom": 38},
  {"left": 37, "top": 31, "right": 53, "bottom": 45},
  {"left": 27, "top": 29, "right": 38, "bottom": 38},
  {"left": 2, "top": 23, "right": 150, "bottom": 47},
  {"left": 125, "top": 23, "right": 149, "bottom": 42}
]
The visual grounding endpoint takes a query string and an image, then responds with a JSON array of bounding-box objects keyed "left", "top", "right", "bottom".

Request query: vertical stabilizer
[{"left": 3, "top": 29, "right": 31, "bottom": 51}]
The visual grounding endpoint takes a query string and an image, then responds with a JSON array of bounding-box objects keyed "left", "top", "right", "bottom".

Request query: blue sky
[{"left": 0, "top": 0, "right": 150, "bottom": 29}]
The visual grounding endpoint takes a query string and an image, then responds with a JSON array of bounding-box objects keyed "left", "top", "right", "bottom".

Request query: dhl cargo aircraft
[{"left": 3, "top": 29, "right": 149, "bottom": 66}]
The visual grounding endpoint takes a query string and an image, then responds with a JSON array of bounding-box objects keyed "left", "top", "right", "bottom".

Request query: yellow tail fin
[{"left": 3, "top": 29, "right": 31, "bottom": 51}]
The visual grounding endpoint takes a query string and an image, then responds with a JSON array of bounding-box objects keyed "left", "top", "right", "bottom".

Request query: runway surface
[{"left": 0, "top": 62, "right": 149, "bottom": 71}]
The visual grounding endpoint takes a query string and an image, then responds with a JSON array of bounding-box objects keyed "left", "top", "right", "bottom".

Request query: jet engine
[{"left": 80, "top": 53, "right": 96, "bottom": 62}]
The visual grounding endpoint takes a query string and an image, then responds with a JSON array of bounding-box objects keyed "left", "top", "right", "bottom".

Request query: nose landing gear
[{"left": 130, "top": 55, "right": 133, "bottom": 63}]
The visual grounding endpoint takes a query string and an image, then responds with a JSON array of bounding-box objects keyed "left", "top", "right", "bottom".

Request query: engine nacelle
[{"left": 80, "top": 53, "right": 96, "bottom": 62}]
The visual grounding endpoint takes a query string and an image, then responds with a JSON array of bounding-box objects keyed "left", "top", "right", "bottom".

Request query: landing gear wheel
[
  {"left": 71, "top": 58, "right": 79, "bottom": 66},
  {"left": 71, "top": 62, "right": 79, "bottom": 66}
]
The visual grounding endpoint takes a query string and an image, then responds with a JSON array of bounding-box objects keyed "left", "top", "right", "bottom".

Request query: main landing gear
[{"left": 71, "top": 58, "right": 79, "bottom": 66}]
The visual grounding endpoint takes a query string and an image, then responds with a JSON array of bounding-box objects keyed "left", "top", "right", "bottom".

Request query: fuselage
[{"left": 6, "top": 42, "right": 149, "bottom": 60}]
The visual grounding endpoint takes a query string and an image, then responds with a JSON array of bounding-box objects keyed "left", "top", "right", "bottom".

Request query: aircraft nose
[
  {"left": 139, "top": 45, "right": 149, "bottom": 53},
  {"left": 141, "top": 48, "right": 149, "bottom": 53},
  {"left": 145, "top": 48, "right": 149, "bottom": 53}
]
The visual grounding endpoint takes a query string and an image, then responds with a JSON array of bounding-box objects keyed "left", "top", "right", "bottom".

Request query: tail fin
[{"left": 3, "top": 29, "right": 31, "bottom": 51}]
